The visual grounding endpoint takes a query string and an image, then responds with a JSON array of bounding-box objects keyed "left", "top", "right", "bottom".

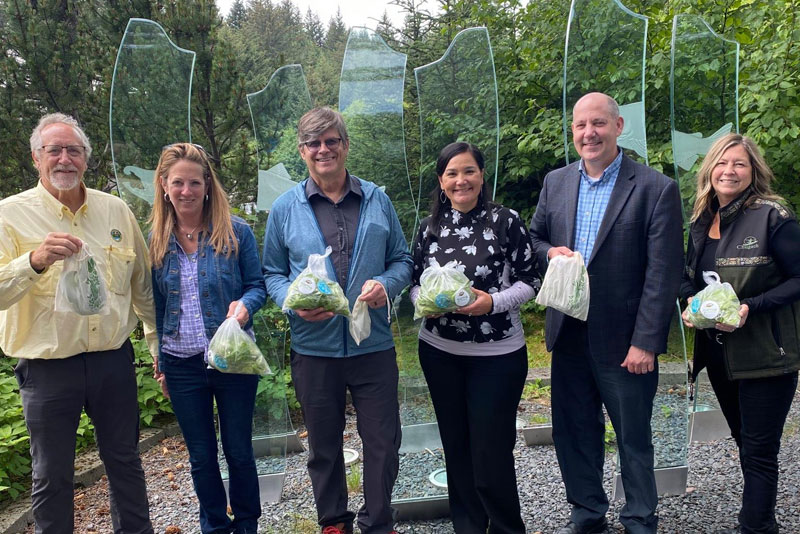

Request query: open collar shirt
[
  {"left": 161, "top": 245, "right": 207, "bottom": 358},
  {"left": 0, "top": 181, "right": 157, "bottom": 359},
  {"left": 305, "top": 173, "right": 362, "bottom": 287},
  {"left": 574, "top": 149, "right": 623, "bottom": 264}
]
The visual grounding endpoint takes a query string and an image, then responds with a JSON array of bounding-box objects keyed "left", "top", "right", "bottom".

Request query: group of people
[{"left": 0, "top": 91, "right": 796, "bottom": 534}]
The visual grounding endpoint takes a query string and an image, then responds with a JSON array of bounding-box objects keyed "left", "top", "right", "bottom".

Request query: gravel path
[{"left": 23, "top": 389, "right": 800, "bottom": 534}]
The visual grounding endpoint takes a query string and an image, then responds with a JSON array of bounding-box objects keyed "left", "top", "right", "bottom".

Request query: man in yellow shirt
[{"left": 0, "top": 113, "right": 158, "bottom": 534}]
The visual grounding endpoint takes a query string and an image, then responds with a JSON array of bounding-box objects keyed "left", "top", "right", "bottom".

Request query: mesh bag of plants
[
  {"left": 207, "top": 302, "right": 272, "bottom": 375},
  {"left": 283, "top": 246, "right": 350, "bottom": 317},
  {"left": 535, "top": 251, "right": 590, "bottom": 321},
  {"left": 684, "top": 271, "right": 741, "bottom": 329},
  {"left": 54, "top": 242, "right": 110, "bottom": 316},
  {"left": 413, "top": 260, "right": 476, "bottom": 320}
]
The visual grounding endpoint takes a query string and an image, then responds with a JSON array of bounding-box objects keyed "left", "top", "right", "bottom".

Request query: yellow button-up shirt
[{"left": 0, "top": 182, "right": 157, "bottom": 360}]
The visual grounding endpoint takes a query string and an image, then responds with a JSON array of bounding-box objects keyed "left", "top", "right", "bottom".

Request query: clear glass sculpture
[
  {"left": 339, "top": 27, "right": 417, "bottom": 242},
  {"left": 247, "top": 64, "right": 312, "bottom": 214},
  {"left": 109, "top": 18, "right": 195, "bottom": 221},
  {"left": 613, "top": 302, "right": 689, "bottom": 499},
  {"left": 219, "top": 321, "right": 293, "bottom": 503},
  {"left": 563, "top": 0, "right": 649, "bottom": 164},
  {"left": 414, "top": 27, "right": 500, "bottom": 221},
  {"left": 670, "top": 14, "right": 739, "bottom": 220}
]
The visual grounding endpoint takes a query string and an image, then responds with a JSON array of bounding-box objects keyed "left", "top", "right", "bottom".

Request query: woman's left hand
[
  {"left": 457, "top": 288, "right": 493, "bottom": 317},
  {"left": 715, "top": 303, "right": 749, "bottom": 332},
  {"left": 227, "top": 300, "right": 249, "bottom": 327}
]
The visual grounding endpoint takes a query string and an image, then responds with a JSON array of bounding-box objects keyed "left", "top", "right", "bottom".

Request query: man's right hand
[
  {"left": 547, "top": 246, "right": 574, "bottom": 260},
  {"left": 29, "top": 233, "right": 82, "bottom": 272},
  {"left": 295, "top": 307, "right": 335, "bottom": 322}
]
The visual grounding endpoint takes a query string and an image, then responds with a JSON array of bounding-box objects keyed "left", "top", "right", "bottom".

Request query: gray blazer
[{"left": 530, "top": 154, "right": 684, "bottom": 364}]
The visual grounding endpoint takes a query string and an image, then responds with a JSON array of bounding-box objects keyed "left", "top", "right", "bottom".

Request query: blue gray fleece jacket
[{"left": 262, "top": 176, "right": 412, "bottom": 357}]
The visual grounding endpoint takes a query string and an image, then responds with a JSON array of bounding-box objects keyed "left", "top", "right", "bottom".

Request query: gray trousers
[
  {"left": 290, "top": 347, "right": 401, "bottom": 534},
  {"left": 14, "top": 340, "right": 153, "bottom": 534}
]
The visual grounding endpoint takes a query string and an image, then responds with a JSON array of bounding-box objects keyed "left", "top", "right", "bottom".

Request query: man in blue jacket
[{"left": 263, "top": 107, "right": 412, "bottom": 534}]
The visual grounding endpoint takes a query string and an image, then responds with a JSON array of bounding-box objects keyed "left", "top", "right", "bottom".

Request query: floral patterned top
[{"left": 411, "top": 203, "right": 539, "bottom": 343}]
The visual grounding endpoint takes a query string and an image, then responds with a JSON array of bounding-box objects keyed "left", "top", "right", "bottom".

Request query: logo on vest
[{"left": 736, "top": 236, "right": 759, "bottom": 250}]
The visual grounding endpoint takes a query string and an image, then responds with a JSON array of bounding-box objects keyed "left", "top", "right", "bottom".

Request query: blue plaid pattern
[
  {"left": 574, "top": 150, "right": 623, "bottom": 265},
  {"left": 161, "top": 247, "right": 208, "bottom": 359}
]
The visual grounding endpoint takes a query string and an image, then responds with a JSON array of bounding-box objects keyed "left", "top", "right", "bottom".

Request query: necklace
[{"left": 178, "top": 223, "right": 201, "bottom": 241}]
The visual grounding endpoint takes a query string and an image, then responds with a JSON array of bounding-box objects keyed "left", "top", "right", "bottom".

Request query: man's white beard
[{"left": 48, "top": 169, "right": 81, "bottom": 191}]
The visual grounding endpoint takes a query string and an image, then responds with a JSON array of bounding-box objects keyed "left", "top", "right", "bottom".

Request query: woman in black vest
[{"left": 681, "top": 134, "right": 800, "bottom": 534}]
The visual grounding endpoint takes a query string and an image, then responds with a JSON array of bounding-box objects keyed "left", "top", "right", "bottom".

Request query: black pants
[
  {"left": 418, "top": 339, "right": 527, "bottom": 534},
  {"left": 290, "top": 348, "right": 401, "bottom": 534},
  {"left": 701, "top": 334, "right": 798, "bottom": 534},
  {"left": 14, "top": 340, "right": 153, "bottom": 534}
]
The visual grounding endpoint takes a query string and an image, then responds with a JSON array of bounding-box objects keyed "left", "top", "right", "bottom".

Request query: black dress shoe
[{"left": 554, "top": 519, "right": 608, "bottom": 534}]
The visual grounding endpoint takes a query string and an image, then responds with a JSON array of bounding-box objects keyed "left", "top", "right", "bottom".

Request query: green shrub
[
  {"left": 0, "top": 358, "right": 30, "bottom": 499},
  {"left": 0, "top": 331, "right": 174, "bottom": 504},
  {"left": 131, "top": 336, "right": 173, "bottom": 426}
]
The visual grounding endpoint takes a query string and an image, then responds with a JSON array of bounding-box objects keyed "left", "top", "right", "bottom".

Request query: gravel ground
[{"left": 22, "top": 388, "right": 800, "bottom": 534}]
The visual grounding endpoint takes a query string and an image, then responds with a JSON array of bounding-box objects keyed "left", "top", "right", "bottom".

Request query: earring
[
  {"left": 205, "top": 194, "right": 209, "bottom": 202},
  {"left": 164, "top": 193, "right": 169, "bottom": 202},
  {"left": 439, "top": 190, "right": 447, "bottom": 204}
]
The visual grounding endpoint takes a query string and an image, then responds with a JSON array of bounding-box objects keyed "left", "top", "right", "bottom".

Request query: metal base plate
[
  {"left": 612, "top": 465, "right": 688, "bottom": 501},
  {"left": 521, "top": 424, "right": 553, "bottom": 446},
  {"left": 392, "top": 494, "right": 450, "bottom": 521},
  {"left": 399, "top": 422, "right": 443, "bottom": 454},
  {"left": 251, "top": 431, "right": 305, "bottom": 457},
  {"left": 690, "top": 408, "right": 731, "bottom": 443},
  {"left": 223, "top": 472, "right": 285, "bottom": 503}
]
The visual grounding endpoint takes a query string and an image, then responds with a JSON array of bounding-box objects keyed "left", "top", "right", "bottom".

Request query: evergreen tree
[
  {"left": 303, "top": 7, "right": 325, "bottom": 47},
  {"left": 324, "top": 7, "right": 347, "bottom": 49},
  {"left": 227, "top": 0, "right": 247, "bottom": 29}
]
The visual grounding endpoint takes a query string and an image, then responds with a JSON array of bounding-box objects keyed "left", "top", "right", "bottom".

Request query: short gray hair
[
  {"left": 297, "top": 107, "right": 349, "bottom": 146},
  {"left": 30, "top": 113, "right": 93, "bottom": 160}
]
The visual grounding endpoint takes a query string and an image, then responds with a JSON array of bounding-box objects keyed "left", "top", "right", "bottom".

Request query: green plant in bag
[{"left": 283, "top": 272, "right": 350, "bottom": 316}]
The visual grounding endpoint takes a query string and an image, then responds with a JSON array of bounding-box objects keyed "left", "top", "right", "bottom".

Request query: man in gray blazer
[{"left": 530, "top": 92, "right": 684, "bottom": 534}]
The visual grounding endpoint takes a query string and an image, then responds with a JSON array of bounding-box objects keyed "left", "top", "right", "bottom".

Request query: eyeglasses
[
  {"left": 302, "top": 137, "right": 343, "bottom": 152},
  {"left": 40, "top": 145, "right": 86, "bottom": 158},
  {"left": 162, "top": 142, "right": 207, "bottom": 154}
]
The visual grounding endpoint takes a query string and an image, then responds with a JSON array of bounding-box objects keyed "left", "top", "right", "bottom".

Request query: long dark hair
[{"left": 427, "top": 142, "right": 490, "bottom": 238}]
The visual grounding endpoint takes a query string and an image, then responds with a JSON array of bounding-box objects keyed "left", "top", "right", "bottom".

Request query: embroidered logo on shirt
[
  {"left": 736, "top": 236, "right": 759, "bottom": 250},
  {"left": 110, "top": 229, "right": 122, "bottom": 241}
]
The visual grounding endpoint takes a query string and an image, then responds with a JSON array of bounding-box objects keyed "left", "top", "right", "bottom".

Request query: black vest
[{"left": 686, "top": 192, "right": 800, "bottom": 380}]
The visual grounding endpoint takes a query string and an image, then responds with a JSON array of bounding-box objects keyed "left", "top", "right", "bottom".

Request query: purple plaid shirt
[{"left": 161, "top": 246, "right": 208, "bottom": 359}]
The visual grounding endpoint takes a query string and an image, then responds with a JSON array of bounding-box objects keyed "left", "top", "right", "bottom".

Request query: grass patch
[{"left": 346, "top": 465, "right": 362, "bottom": 494}]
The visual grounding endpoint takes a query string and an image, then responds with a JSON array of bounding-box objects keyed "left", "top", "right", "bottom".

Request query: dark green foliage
[{"left": 0, "top": 332, "right": 169, "bottom": 504}]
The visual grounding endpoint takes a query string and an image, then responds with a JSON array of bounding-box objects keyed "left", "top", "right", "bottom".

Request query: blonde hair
[
  {"left": 691, "top": 133, "right": 782, "bottom": 222},
  {"left": 148, "top": 143, "right": 238, "bottom": 268}
]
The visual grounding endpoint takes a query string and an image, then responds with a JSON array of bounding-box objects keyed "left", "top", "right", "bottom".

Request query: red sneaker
[{"left": 321, "top": 524, "right": 353, "bottom": 534}]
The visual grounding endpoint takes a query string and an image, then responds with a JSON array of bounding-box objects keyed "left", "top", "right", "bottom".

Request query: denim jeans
[
  {"left": 161, "top": 353, "right": 261, "bottom": 534},
  {"left": 552, "top": 319, "right": 659, "bottom": 534}
]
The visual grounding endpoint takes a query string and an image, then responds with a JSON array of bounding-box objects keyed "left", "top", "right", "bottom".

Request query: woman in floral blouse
[{"left": 411, "top": 142, "right": 539, "bottom": 533}]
